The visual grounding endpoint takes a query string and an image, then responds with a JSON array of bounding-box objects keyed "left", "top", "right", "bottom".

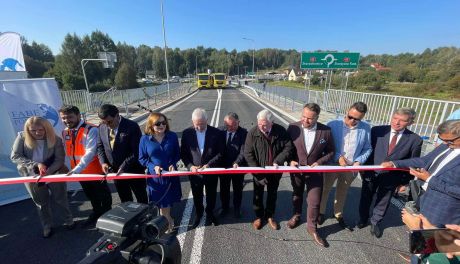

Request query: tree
[{"left": 115, "top": 63, "right": 138, "bottom": 89}]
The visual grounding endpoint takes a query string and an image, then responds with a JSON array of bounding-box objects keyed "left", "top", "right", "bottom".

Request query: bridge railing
[
  {"left": 249, "top": 83, "right": 460, "bottom": 143},
  {"left": 60, "top": 83, "right": 194, "bottom": 115}
]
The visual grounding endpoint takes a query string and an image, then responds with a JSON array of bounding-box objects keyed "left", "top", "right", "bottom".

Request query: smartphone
[{"left": 409, "top": 228, "right": 460, "bottom": 254}]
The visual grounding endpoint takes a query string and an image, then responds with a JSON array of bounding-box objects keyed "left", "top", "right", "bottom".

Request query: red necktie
[{"left": 387, "top": 132, "right": 398, "bottom": 155}]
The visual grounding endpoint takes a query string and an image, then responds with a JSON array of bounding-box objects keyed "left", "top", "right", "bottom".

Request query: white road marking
[{"left": 177, "top": 191, "right": 194, "bottom": 249}]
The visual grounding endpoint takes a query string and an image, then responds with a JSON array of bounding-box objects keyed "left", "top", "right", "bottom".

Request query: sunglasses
[
  {"left": 346, "top": 115, "right": 362, "bottom": 122},
  {"left": 438, "top": 135, "right": 460, "bottom": 144},
  {"left": 154, "top": 121, "right": 167, "bottom": 127}
]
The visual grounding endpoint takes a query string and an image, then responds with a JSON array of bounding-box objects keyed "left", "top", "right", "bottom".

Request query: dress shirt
[
  {"left": 69, "top": 119, "right": 99, "bottom": 173},
  {"left": 303, "top": 124, "right": 317, "bottom": 154},
  {"left": 342, "top": 123, "right": 358, "bottom": 165},
  {"left": 423, "top": 148, "right": 460, "bottom": 190},
  {"left": 389, "top": 129, "right": 405, "bottom": 145},
  {"left": 196, "top": 129, "right": 206, "bottom": 155},
  {"left": 227, "top": 131, "right": 234, "bottom": 142}
]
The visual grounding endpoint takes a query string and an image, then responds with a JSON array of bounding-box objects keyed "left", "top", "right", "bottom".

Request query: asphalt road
[{"left": 0, "top": 88, "right": 409, "bottom": 264}]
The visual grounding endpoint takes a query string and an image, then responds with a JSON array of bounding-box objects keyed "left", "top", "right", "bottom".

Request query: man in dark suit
[
  {"left": 382, "top": 119, "right": 460, "bottom": 227},
  {"left": 181, "top": 108, "right": 225, "bottom": 228},
  {"left": 97, "top": 104, "right": 148, "bottom": 204},
  {"left": 219, "top": 112, "right": 248, "bottom": 218},
  {"left": 244, "top": 109, "right": 294, "bottom": 231},
  {"left": 358, "top": 107, "right": 422, "bottom": 238},
  {"left": 287, "top": 103, "right": 334, "bottom": 247}
]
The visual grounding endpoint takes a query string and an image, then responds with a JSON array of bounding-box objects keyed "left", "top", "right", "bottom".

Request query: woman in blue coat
[{"left": 139, "top": 112, "right": 182, "bottom": 232}]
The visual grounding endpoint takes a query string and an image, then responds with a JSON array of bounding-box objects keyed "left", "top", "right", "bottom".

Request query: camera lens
[{"left": 142, "top": 216, "right": 169, "bottom": 241}]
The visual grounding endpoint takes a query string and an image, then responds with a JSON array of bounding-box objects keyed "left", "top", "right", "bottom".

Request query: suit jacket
[
  {"left": 327, "top": 119, "right": 372, "bottom": 164},
  {"left": 222, "top": 126, "right": 248, "bottom": 168},
  {"left": 287, "top": 121, "right": 334, "bottom": 166},
  {"left": 393, "top": 144, "right": 460, "bottom": 226},
  {"left": 11, "top": 132, "right": 67, "bottom": 176},
  {"left": 180, "top": 125, "right": 225, "bottom": 169},
  {"left": 97, "top": 117, "right": 144, "bottom": 174},
  {"left": 365, "top": 125, "right": 423, "bottom": 185},
  {"left": 244, "top": 123, "right": 294, "bottom": 167}
]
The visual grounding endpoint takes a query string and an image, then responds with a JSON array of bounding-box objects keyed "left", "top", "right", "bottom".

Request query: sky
[{"left": 2, "top": 0, "right": 460, "bottom": 56}]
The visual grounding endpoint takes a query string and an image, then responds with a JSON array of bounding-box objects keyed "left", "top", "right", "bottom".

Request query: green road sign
[{"left": 300, "top": 52, "right": 360, "bottom": 69}]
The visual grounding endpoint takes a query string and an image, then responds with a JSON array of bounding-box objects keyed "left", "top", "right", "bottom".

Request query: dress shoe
[
  {"left": 206, "top": 214, "right": 220, "bottom": 226},
  {"left": 64, "top": 222, "right": 76, "bottom": 230},
  {"left": 335, "top": 216, "right": 353, "bottom": 231},
  {"left": 43, "top": 228, "right": 53, "bottom": 238},
  {"left": 80, "top": 215, "right": 98, "bottom": 228},
  {"left": 307, "top": 229, "right": 329, "bottom": 248},
  {"left": 192, "top": 215, "right": 203, "bottom": 229},
  {"left": 286, "top": 215, "right": 301, "bottom": 229},
  {"left": 317, "top": 214, "right": 326, "bottom": 225},
  {"left": 233, "top": 208, "right": 242, "bottom": 219},
  {"left": 356, "top": 220, "right": 368, "bottom": 229},
  {"left": 267, "top": 217, "right": 279, "bottom": 230},
  {"left": 370, "top": 223, "right": 382, "bottom": 238},
  {"left": 252, "top": 218, "right": 263, "bottom": 230}
]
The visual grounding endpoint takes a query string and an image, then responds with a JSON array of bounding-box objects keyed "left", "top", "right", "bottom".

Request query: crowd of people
[{"left": 9, "top": 102, "right": 460, "bottom": 262}]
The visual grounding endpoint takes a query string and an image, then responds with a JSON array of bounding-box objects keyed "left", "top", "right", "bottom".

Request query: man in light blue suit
[{"left": 319, "top": 102, "right": 372, "bottom": 230}]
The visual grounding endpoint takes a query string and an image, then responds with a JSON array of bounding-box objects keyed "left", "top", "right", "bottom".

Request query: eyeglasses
[
  {"left": 346, "top": 115, "right": 362, "bottom": 122},
  {"left": 29, "top": 129, "right": 45, "bottom": 133},
  {"left": 438, "top": 135, "right": 460, "bottom": 144},
  {"left": 154, "top": 121, "right": 167, "bottom": 127}
]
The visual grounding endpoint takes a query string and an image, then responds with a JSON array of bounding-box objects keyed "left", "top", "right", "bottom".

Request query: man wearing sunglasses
[
  {"left": 358, "top": 108, "right": 423, "bottom": 238},
  {"left": 382, "top": 119, "right": 460, "bottom": 227},
  {"left": 319, "top": 102, "right": 372, "bottom": 231},
  {"left": 97, "top": 104, "right": 148, "bottom": 204}
]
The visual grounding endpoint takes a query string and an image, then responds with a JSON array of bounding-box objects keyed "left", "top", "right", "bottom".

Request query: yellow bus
[
  {"left": 212, "top": 73, "right": 227, "bottom": 88},
  {"left": 197, "top": 73, "right": 211, "bottom": 88}
]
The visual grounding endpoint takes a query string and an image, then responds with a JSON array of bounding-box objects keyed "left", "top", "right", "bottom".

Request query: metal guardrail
[
  {"left": 60, "top": 83, "right": 194, "bottom": 115},
  {"left": 249, "top": 83, "right": 460, "bottom": 143}
]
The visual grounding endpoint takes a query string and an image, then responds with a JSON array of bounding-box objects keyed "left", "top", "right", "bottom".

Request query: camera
[{"left": 78, "top": 202, "right": 181, "bottom": 264}]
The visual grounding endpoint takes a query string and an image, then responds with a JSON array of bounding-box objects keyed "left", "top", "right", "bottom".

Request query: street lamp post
[
  {"left": 242, "top": 37, "right": 255, "bottom": 78},
  {"left": 81, "top": 58, "right": 109, "bottom": 112},
  {"left": 160, "top": 0, "right": 171, "bottom": 99}
]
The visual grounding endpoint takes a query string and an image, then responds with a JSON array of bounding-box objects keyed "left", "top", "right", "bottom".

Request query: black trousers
[
  {"left": 80, "top": 180, "right": 112, "bottom": 217},
  {"left": 359, "top": 173, "right": 396, "bottom": 225},
  {"left": 114, "top": 178, "right": 148, "bottom": 204},
  {"left": 253, "top": 174, "right": 281, "bottom": 218},
  {"left": 219, "top": 174, "right": 244, "bottom": 210},
  {"left": 189, "top": 174, "right": 218, "bottom": 217}
]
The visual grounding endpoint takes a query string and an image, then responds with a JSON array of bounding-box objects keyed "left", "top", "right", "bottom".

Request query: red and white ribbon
[{"left": 0, "top": 165, "right": 403, "bottom": 186}]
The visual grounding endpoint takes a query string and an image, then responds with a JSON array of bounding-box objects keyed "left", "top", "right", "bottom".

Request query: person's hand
[
  {"left": 37, "top": 163, "right": 47, "bottom": 176},
  {"left": 381, "top": 161, "right": 395, "bottom": 168},
  {"left": 445, "top": 224, "right": 460, "bottom": 259},
  {"left": 101, "top": 163, "right": 110, "bottom": 175},
  {"left": 401, "top": 208, "right": 421, "bottom": 230},
  {"left": 353, "top": 161, "right": 360, "bottom": 167},
  {"left": 154, "top": 166, "right": 163, "bottom": 175},
  {"left": 290, "top": 161, "right": 299, "bottom": 167},
  {"left": 191, "top": 166, "right": 200, "bottom": 172},
  {"left": 409, "top": 168, "right": 430, "bottom": 181},
  {"left": 310, "top": 162, "right": 319, "bottom": 168},
  {"left": 232, "top": 163, "right": 238, "bottom": 169},
  {"left": 273, "top": 163, "right": 279, "bottom": 169},
  {"left": 338, "top": 156, "right": 348, "bottom": 167},
  {"left": 168, "top": 165, "right": 175, "bottom": 172}
]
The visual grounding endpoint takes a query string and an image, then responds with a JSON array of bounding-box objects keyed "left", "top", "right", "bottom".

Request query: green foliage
[{"left": 115, "top": 63, "right": 138, "bottom": 89}]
